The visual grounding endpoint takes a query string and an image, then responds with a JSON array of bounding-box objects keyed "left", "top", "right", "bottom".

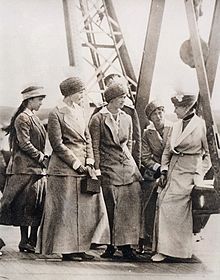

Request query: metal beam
[
  {"left": 103, "top": 0, "right": 137, "bottom": 85},
  {"left": 135, "top": 0, "right": 166, "bottom": 131},
  {"left": 185, "top": 0, "right": 220, "bottom": 193}
]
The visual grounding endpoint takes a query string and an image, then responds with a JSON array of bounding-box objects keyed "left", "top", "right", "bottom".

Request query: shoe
[
  {"left": 122, "top": 250, "right": 142, "bottom": 261},
  {"left": 0, "top": 238, "right": 5, "bottom": 249},
  {"left": 101, "top": 247, "right": 116, "bottom": 258},
  {"left": 62, "top": 253, "right": 83, "bottom": 261},
  {"left": 151, "top": 253, "right": 166, "bottom": 262},
  {"left": 78, "top": 252, "right": 95, "bottom": 260},
  {"left": 18, "top": 243, "right": 35, "bottom": 253}
]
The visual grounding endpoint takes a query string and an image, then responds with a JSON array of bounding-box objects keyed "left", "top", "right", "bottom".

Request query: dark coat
[
  {"left": 6, "top": 111, "right": 46, "bottom": 175},
  {"left": 89, "top": 107, "right": 142, "bottom": 186},
  {"left": 92, "top": 102, "right": 141, "bottom": 167}
]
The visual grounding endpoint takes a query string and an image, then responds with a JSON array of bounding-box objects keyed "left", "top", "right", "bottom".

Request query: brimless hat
[
  {"left": 171, "top": 92, "right": 197, "bottom": 108},
  {"left": 104, "top": 83, "right": 127, "bottom": 103},
  {"left": 60, "top": 77, "right": 85, "bottom": 97},
  {"left": 145, "top": 100, "right": 164, "bottom": 119},
  {"left": 21, "top": 86, "right": 46, "bottom": 101}
]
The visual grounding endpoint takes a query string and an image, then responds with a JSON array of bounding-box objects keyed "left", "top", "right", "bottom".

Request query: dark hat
[
  {"left": 171, "top": 92, "right": 197, "bottom": 107},
  {"left": 145, "top": 100, "right": 164, "bottom": 119},
  {"left": 60, "top": 77, "right": 85, "bottom": 97},
  {"left": 104, "top": 83, "right": 127, "bottom": 103},
  {"left": 21, "top": 86, "right": 45, "bottom": 101}
]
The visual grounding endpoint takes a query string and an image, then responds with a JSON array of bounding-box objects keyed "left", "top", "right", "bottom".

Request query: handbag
[
  {"left": 81, "top": 177, "right": 101, "bottom": 195},
  {"left": 191, "top": 182, "right": 220, "bottom": 214}
]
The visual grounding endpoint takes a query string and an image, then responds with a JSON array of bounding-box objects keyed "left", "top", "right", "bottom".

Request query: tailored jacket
[
  {"left": 89, "top": 107, "right": 142, "bottom": 186},
  {"left": 7, "top": 110, "right": 46, "bottom": 175},
  {"left": 161, "top": 114, "right": 211, "bottom": 187},
  {"left": 47, "top": 103, "right": 94, "bottom": 176},
  {"left": 141, "top": 121, "right": 172, "bottom": 172},
  {"left": 92, "top": 99, "right": 141, "bottom": 168}
]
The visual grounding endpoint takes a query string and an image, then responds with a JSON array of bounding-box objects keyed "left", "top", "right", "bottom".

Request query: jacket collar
[
  {"left": 170, "top": 114, "right": 199, "bottom": 152},
  {"left": 100, "top": 107, "right": 126, "bottom": 145},
  {"left": 56, "top": 101, "right": 86, "bottom": 140},
  {"left": 23, "top": 109, "right": 46, "bottom": 138}
]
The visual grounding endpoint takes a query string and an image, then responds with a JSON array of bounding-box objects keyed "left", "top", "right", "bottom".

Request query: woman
[
  {"left": 152, "top": 92, "right": 211, "bottom": 262},
  {"left": 140, "top": 100, "right": 171, "bottom": 252},
  {"left": 89, "top": 83, "right": 142, "bottom": 260},
  {"left": 38, "top": 77, "right": 109, "bottom": 261},
  {"left": 0, "top": 86, "right": 47, "bottom": 253}
]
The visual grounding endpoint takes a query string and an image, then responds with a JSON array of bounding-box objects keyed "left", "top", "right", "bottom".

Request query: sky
[{"left": 0, "top": 0, "right": 219, "bottom": 113}]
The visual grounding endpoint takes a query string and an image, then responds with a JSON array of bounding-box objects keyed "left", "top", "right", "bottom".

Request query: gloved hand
[
  {"left": 158, "top": 170, "right": 168, "bottom": 188},
  {"left": 41, "top": 155, "right": 50, "bottom": 169},
  {"left": 76, "top": 165, "right": 87, "bottom": 174},
  {"left": 154, "top": 166, "right": 161, "bottom": 179}
]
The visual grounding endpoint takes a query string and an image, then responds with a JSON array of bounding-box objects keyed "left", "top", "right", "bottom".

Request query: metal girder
[
  {"left": 135, "top": 0, "right": 166, "bottom": 131},
  {"left": 185, "top": 0, "right": 220, "bottom": 193}
]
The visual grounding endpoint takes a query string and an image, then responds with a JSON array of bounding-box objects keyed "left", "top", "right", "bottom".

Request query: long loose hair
[{"left": 3, "top": 99, "right": 29, "bottom": 150}]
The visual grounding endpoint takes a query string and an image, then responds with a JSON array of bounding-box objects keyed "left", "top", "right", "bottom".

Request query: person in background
[
  {"left": 0, "top": 86, "right": 47, "bottom": 253},
  {"left": 151, "top": 92, "right": 211, "bottom": 262},
  {"left": 93, "top": 73, "right": 141, "bottom": 168},
  {"left": 37, "top": 77, "right": 110, "bottom": 261},
  {"left": 139, "top": 100, "right": 171, "bottom": 253},
  {"left": 89, "top": 83, "right": 142, "bottom": 260}
]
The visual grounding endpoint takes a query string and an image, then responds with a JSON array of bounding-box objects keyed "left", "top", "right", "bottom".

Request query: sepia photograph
[{"left": 0, "top": 0, "right": 220, "bottom": 279}]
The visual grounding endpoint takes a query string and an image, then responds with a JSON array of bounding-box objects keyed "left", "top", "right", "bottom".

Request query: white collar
[
  {"left": 100, "top": 106, "right": 123, "bottom": 115},
  {"left": 23, "top": 108, "right": 34, "bottom": 116}
]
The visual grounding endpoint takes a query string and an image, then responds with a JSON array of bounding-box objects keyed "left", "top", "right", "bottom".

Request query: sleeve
[
  {"left": 48, "top": 110, "right": 82, "bottom": 169},
  {"left": 132, "top": 109, "right": 141, "bottom": 167},
  {"left": 127, "top": 116, "right": 133, "bottom": 153},
  {"left": 89, "top": 114, "right": 101, "bottom": 173},
  {"left": 141, "top": 130, "right": 160, "bottom": 171},
  {"left": 160, "top": 127, "right": 173, "bottom": 172},
  {"left": 15, "top": 114, "right": 44, "bottom": 162},
  {"left": 201, "top": 121, "right": 212, "bottom": 176},
  {"left": 84, "top": 126, "right": 95, "bottom": 166}
]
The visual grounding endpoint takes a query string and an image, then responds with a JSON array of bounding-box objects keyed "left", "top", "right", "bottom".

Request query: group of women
[{"left": 0, "top": 76, "right": 211, "bottom": 262}]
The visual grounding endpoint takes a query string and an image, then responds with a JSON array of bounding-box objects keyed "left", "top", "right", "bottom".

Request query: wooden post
[
  {"left": 62, "top": 0, "right": 82, "bottom": 68},
  {"left": 135, "top": 0, "right": 165, "bottom": 131},
  {"left": 185, "top": 0, "right": 220, "bottom": 193},
  {"left": 206, "top": 0, "right": 220, "bottom": 96}
]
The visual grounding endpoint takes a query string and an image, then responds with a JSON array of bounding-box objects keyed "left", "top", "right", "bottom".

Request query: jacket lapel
[
  {"left": 171, "top": 115, "right": 198, "bottom": 149},
  {"left": 58, "top": 105, "right": 86, "bottom": 141},
  {"left": 104, "top": 114, "right": 120, "bottom": 145}
]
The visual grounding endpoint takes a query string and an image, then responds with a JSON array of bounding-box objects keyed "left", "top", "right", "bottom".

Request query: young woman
[
  {"left": 152, "top": 92, "right": 211, "bottom": 262},
  {"left": 38, "top": 77, "right": 109, "bottom": 261},
  {"left": 0, "top": 86, "right": 47, "bottom": 253},
  {"left": 140, "top": 100, "right": 171, "bottom": 252},
  {"left": 89, "top": 83, "right": 142, "bottom": 260}
]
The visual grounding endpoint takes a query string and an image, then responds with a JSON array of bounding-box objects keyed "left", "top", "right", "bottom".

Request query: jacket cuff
[
  {"left": 95, "top": 169, "right": 101, "bottom": 176},
  {"left": 86, "top": 158, "right": 95, "bottom": 166},
  {"left": 38, "top": 152, "right": 45, "bottom": 163},
  {"left": 153, "top": 163, "right": 160, "bottom": 171},
  {"left": 72, "top": 159, "right": 82, "bottom": 170}
]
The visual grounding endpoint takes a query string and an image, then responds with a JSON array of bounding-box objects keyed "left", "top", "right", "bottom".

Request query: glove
[
  {"left": 154, "top": 166, "right": 161, "bottom": 179},
  {"left": 76, "top": 165, "right": 87, "bottom": 174},
  {"left": 158, "top": 171, "right": 168, "bottom": 188},
  {"left": 41, "top": 155, "right": 50, "bottom": 169}
]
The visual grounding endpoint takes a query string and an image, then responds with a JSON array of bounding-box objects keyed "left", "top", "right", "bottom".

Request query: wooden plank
[
  {"left": 135, "top": 0, "right": 166, "bottom": 131},
  {"left": 206, "top": 0, "right": 220, "bottom": 96},
  {"left": 184, "top": 0, "right": 220, "bottom": 193}
]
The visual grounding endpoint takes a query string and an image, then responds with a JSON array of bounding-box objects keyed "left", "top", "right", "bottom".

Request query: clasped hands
[{"left": 76, "top": 164, "right": 95, "bottom": 176}]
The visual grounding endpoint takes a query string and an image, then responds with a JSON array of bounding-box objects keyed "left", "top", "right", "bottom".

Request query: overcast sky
[{"left": 0, "top": 0, "right": 219, "bottom": 112}]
